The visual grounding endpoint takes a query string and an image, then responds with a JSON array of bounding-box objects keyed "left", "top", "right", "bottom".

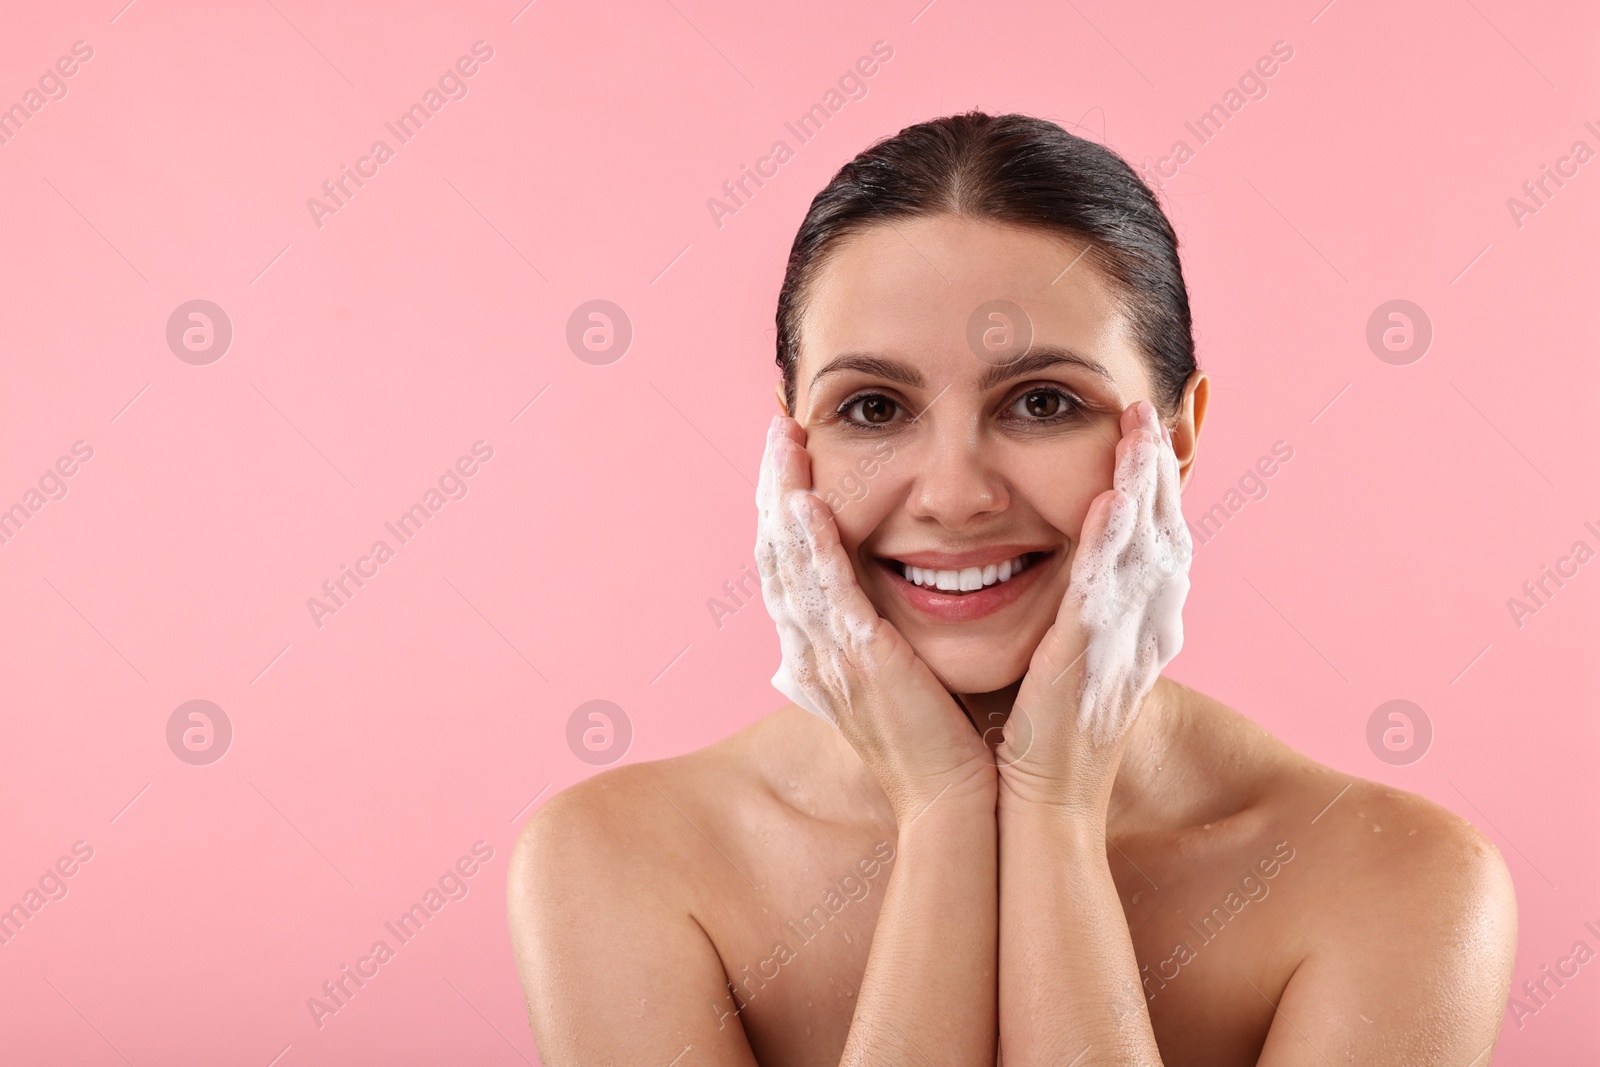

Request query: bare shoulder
[
  {"left": 508, "top": 758, "right": 691, "bottom": 901},
  {"left": 1263, "top": 758, "right": 1517, "bottom": 942},
  {"left": 505, "top": 718, "right": 787, "bottom": 1063},
  {"left": 508, "top": 710, "right": 789, "bottom": 896},
  {"left": 1176, "top": 683, "right": 1516, "bottom": 935},
  {"left": 1249, "top": 749, "right": 1518, "bottom": 1062}
]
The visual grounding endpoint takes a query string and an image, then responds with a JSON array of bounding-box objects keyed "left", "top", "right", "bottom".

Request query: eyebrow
[{"left": 808, "top": 345, "right": 1115, "bottom": 397}]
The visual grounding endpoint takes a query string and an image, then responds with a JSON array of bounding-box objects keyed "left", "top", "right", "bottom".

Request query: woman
[{"left": 508, "top": 111, "right": 1517, "bottom": 1065}]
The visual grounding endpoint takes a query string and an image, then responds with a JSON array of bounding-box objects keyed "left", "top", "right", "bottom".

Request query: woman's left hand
[{"left": 996, "top": 399, "right": 1192, "bottom": 816}]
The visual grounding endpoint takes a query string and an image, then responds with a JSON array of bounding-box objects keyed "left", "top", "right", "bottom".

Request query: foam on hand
[
  {"left": 1066, "top": 417, "right": 1192, "bottom": 746},
  {"left": 763, "top": 495, "right": 832, "bottom": 721},
  {"left": 754, "top": 421, "right": 879, "bottom": 726}
]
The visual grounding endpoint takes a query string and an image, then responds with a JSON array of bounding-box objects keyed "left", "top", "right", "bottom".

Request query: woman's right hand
[{"left": 754, "top": 414, "right": 996, "bottom": 823}]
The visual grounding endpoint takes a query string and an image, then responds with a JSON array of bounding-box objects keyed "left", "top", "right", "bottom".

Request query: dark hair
[{"left": 774, "top": 110, "right": 1196, "bottom": 419}]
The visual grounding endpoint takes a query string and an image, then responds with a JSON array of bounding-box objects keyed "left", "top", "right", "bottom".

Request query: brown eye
[
  {"left": 1022, "top": 390, "right": 1061, "bottom": 418},
  {"left": 860, "top": 396, "right": 895, "bottom": 422},
  {"left": 1007, "top": 387, "right": 1085, "bottom": 424},
  {"left": 841, "top": 394, "right": 898, "bottom": 425}
]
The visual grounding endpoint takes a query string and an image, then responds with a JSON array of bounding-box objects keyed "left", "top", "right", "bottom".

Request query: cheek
[
  {"left": 809, "top": 446, "right": 902, "bottom": 550},
  {"left": 1008, "top": 441, "right": 1112, "bottom": 548},
  {"left": 826, "top": 468, "right": 906, "bottom": 557}
]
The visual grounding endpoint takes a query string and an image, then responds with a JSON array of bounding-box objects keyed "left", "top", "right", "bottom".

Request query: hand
[
  {"left": 755, "top": 414, "right": 996, "bottom": 822},
  {"left": 997, "top": 399, "right": 1191, "bottom": 815}
]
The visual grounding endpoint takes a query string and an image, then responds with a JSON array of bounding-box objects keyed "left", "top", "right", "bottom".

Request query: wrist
[
  {"left": 886, "top": 760, "right": 997, "bottom": 828},
  {"left": 997, "top": 762, "right": 1110, "bottom": 823}
]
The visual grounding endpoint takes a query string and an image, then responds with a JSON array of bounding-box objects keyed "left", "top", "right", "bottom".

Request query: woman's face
[{"left": 784, "top": 214, "right": 1198, "bottom": 695}]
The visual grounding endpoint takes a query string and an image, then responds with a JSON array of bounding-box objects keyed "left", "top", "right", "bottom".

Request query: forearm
[
  {"left": 997, "top": 795, "right": 1162, "bottom": 1066},
  {"left": 841, "top": 798, "right": 998, "bottom": 1066}
]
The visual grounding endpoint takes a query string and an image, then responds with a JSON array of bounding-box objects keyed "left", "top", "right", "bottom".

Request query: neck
[
  {"left": 831, "top": 676, "right": 1187, "bottom": 837},
  {"left": 963, "top": 677, "right": 1180, "bottom": 834}
]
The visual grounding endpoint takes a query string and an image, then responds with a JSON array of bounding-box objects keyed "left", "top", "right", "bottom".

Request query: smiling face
[{"left": 783, "top": 213, "right": 1200, "bottom": 695}]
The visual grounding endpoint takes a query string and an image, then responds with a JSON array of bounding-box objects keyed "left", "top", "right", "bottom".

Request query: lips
[
  {"left": 874, "top": 546, "right": 1056, "bottom": 623},
  {"left": 890, "top": 552, "right": 1046, "bottom": 594}
]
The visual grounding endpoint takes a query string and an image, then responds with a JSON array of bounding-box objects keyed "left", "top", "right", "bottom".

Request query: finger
[
  {"left": 1104, "top": 484, "right": 1140, "bottom": 550},
  {"left": 1079, "top": 486, "right": 1129, "bottom": 557},
  {"left": 755, "top": 416, "right": 784, "bottom": 515},
  {"left": 1113, "top": 429, "right": 1160, "bottom": 525},
  {"left": 755, "top": 419, "right": 809, "bottom": 587},
  {"left": 1151, "top": 426, "right": 1188, "bottom": 552},
  {"left": 1119, "top": 400, "right": 1144, "bottom": 437},
  {"left": 1121, "top": 397, "right": 1161, "bottom": 434},
  {"left": 755, "top": 421, "right": 823, "bottom": 635},
  {"left": 755, "top": 418, "right": 818, "bottom": 589},
  {"left": 791, "top": 491, "right": 880, "bottom": 652},
  {"left": 755, "top": 415, "right": 813, "bottom": 518},
  {"left": 1068, "top": 487, "right": 1136, "bottom": 587}
]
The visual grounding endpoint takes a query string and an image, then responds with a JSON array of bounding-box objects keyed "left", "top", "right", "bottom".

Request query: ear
[
  {"left": 773, "top": 380, "right": 790, "bottom": 418},
  {"left": 1170, "top": 371, "right": 1208, "bottom": 492}
]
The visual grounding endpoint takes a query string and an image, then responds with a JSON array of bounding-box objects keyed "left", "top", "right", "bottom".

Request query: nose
[{"left": 905, "top": 419, "right": 1009, "bottom": 530}]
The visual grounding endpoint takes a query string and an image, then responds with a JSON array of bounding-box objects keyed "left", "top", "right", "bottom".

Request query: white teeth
[{"left": 901, "top": 554, "right": 1034, "bottom": 592}]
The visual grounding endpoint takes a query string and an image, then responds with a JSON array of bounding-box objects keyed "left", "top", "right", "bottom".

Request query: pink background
[{"left": 1, "top": 0, "right": 1595, "bottom": 1063}]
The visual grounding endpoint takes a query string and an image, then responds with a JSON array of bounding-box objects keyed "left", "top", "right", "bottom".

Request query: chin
[
  {"left": 913, "top": 642, "right": 1031, "bottom": 696},
  {"left": 857, "top": 550, "right": 1068, "bottom": 696}
]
